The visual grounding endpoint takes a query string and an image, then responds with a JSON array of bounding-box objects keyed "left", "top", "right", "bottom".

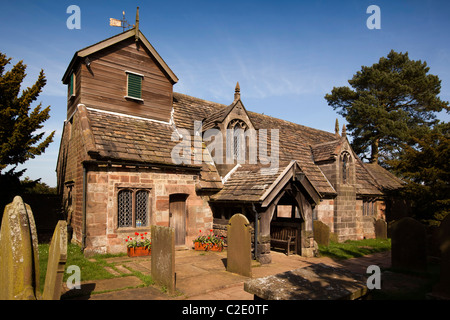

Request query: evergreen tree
[
  {"left": 0, "top": 52, "right": 55, "bottom": 209},
  {"left": 390, "top": 122, "right": 450, "bottom": 225},
  {"left": 325, "top": 50, "right": 449, "bottom": 165}
]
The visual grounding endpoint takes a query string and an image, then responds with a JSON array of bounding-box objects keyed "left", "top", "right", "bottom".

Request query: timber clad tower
[{"left": 57, "top": 12, "right": 403, "bottom": 260}]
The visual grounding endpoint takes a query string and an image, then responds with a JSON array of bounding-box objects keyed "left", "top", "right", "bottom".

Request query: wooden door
[{"left": 169, "top": 194, "right": 187, "bottom": 246}]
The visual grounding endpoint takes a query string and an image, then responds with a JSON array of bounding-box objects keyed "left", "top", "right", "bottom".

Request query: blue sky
[{"left": 1, "top": 0, "right": 450, "bottom": 187}]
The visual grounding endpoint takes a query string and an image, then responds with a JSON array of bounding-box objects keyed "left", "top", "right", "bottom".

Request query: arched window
[
  {"left": 228, "top": 119, "right": 248, "bottom": 161},
  {"left": 341, "top": 152, "right": 351, "bottom": 184},
  {"left": 118, "top": 188, "right": 150, "bottom": 228}
]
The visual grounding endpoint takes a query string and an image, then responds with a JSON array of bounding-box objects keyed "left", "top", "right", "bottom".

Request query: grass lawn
[
  {"left": 38, "top": 243, "right": 127, "bottom": 289},
  {"left": 318, "top": 238, "right": 391, "bottom": 260}
]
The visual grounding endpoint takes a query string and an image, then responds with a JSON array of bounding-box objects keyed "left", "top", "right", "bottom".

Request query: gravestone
[
  {"left": 431, "top": 214, "right": 450, "bottom": 299},
  {"left": 151, "top": 225, "right": 175, "bottom": 295},
  {"left": 227, "top": 214, "right": 252, "bottom": 277},
  {"left": 0, "top": 196, "right": 41, "bottom": 300},
  {"left": 390, "top": 217, "right": 427, "bottom": 273},
  {"left": 42, "top": 220, "right": 68, "bottom": 300},
  {"left": 375, "top": 219, "right": 387, "bottom": 239},
  {"left": 313, "top": 220, "right": 330, "bottom": 246}
]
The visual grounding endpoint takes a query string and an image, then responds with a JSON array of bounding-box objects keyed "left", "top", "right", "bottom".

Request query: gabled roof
[
  {"left": 210, "top": 162, "right": 291, "bottom": 202},
  {"left": 173, "top": 92, "right": 337, "bottom": 196},
  {"left": 62, "top": 28, "right": 178, "bottom": 84},
  {"left": 311, "top": 140, "right": 341, "bottom": 163},
  {"left": 70, "top": 92, "right": 401, "bottom": 198},
  {"left": 202, "top": 98, "right": 254, "bottom": 131},
  {"left": 210, "top": 161, "right": 321, "bottom": 206}
]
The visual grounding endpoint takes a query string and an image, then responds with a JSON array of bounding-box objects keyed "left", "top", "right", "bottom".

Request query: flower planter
[
  {"left": 194, "top": 242, "right": 223, "bottom": 252},
  {"left": 194, "top": 242, "right": 209, "bottom": 251},
  {"left": 209, "top": 244, "right": 223, "bottom": 252},
  {"left": 127, "top": 246, "right": 151, "bottom": 257}
]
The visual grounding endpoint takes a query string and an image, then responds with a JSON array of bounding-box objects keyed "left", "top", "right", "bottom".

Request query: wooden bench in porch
[{"left": 270, "top": 226, "right": 298, "bottom": 256}]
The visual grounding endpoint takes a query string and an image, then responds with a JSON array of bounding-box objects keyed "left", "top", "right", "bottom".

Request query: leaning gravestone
[
  {"left": 0, "top": 196, "right": 41, "bottom": 300},
  {"left": 227, "top": 214, "right": 252, "bottom": 277},
  {"left": 43, "top": 220, "right": 67, "bottom": 300},
  {"left": 431, "top": 214, "right": 450, "bottom": 299},
  {"left": 390, "top": 217, "right": 427, "bottom": 273},
  {"left": 313, "top": 220, "right": 330, "bottom": 246},
  {"left": 151, "top": 225, "right": 175, "bottom": 295},
  {"left": 375, "top": 219, "right": 387, "bottom": 239}
]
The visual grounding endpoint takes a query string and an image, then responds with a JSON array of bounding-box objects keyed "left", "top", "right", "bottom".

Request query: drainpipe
[
  {"left": 252, "top": 203, "right": 258, "bottom": 260},
  {"left": 81, "top": 164, "right": 87, "bottom": 251}
]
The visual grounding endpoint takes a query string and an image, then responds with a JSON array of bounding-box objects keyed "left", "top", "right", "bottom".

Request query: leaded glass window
[
  {"left": 118, "top": 189, "right": 132, "bottom": 227},
  {"left": 117, "top": 188, "right": 150, "bottom": 228},
  {"left": 136, "top": 190, "right": 149, "bottom": 227}
]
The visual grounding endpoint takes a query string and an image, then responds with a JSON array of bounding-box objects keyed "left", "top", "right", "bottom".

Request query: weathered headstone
[
  {"left": 375, "top": 219, "right": 387, "bottom": 239},
  {"left": 0, "top": 196, "right": 41, "bottom": 300},
  {"left": 227, "top": 214, "right": 252, "bottom": 277},
  {"left": 431, "top": 214, "right": 450, "bottom": 299},
  {"left": 42, "top": 220, "right": 67, "bottom": 300},
  {"left": 313, "top": 220, "right": 330, "bottom": 246},
  {"left": 390, "top": 217, "right": 427, "bottom": 273},
  {"left": 151, "top": 225, "right": 175, "bottom": 294}
]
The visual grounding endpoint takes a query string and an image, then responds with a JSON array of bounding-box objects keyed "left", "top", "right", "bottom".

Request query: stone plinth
[{"left": 244, "top": 263, "right": 368, "bottom": 300}]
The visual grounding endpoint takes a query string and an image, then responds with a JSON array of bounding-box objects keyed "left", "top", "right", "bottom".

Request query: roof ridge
[
  {"left": 173, "top": 92, "right": 227, "bottom": 109},
  {"left": 173, "top": 92, "right": 336, "bottom": 139}
]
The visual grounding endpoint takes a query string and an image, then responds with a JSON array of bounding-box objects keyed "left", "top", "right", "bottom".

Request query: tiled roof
[
  {"left": 364, "top": 163, "right": 405, "bottom": 191},
  {"left": 211, "top": 163, "right": 291, "bottom": 202},
  {"left": 82, "top": 106, "right": 223, "bottom": 190},
  {"left": 172, "top": 92, "right": 338, "bottom": 196},
  {"left": 354, "top": 159, "right": 384, "bottom": 196},
  {"left": 80, "top": 92, "right": 402, "bottom": 199},
  {"left": 311, "top": 140, "right": 341, "bottom": 162},
  {"left": 87, "top": 108, "right": 187, "bottom": 166}
]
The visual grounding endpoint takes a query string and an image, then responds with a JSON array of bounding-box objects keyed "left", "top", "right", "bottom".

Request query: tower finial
[
  {"left": 234, "top": 82, "right": 240, "bottom": 101},
  {"left": 335, "top": 118, "right": 340, "bottom": 137},
  {"left": 342, "top": 124, "right": 347, "bottom": 137},
  {"left": 135, "top": 7, "right": 140, "bottom": 42}
]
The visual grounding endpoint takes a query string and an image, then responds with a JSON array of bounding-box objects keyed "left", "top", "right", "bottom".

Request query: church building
[{"left": 56, "top": 14, "right": 403, "bottom": 261}]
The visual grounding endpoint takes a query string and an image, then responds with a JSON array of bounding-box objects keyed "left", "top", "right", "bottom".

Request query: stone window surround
[{"left": 113, "top": 182, "right": 154, "bottom": 234}]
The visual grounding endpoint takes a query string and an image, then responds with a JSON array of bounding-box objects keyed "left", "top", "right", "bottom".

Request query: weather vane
[{"left": 109, "top": 10, "right": 134, "bottom": 32}]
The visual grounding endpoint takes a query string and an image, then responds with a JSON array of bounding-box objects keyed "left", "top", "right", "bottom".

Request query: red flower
[
  {"left": 210, "top": 229, "right": 213, "bottom": 232},
  {"left": 135, "top": 232, "right": 139, "bottom": 236},
  {"left": 145, "top": 232, "right": 147, "bottom": 235},
  {"left": 125, "top": 239, "right": 128, "bottom": 242},
  {"left": 199, "top": 230, "right": 202, "bottom": 233},
  {"left": 141, "top": 237, "right": 144, "bottom": 240}
]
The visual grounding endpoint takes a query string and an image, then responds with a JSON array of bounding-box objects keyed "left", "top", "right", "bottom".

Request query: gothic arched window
[
  {"left": 228, "top": 119, "right": 248, "bottom": 161},
  {"left": 341, "top": 152, "right": 351, "bottom": 184}
]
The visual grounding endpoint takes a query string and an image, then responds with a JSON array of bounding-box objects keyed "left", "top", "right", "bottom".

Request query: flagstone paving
[{"left": 61, "top": 250, "right": 392, "bottom": 300}]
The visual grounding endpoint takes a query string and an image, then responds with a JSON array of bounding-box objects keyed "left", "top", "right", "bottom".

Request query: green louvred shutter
[
  {"left": 127, "top": 73, "right": 142, "bottom": 99},
  {"left": 69, "top": 72, "right": 74, "bottom": 96}
]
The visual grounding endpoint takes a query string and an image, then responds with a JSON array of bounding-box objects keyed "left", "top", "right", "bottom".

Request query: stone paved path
[{"left": 62, "top": 249, "right": 392, "bottom": 300}]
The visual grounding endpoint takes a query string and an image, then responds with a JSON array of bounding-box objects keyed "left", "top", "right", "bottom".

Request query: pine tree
[
  {"left": 325, "top": 50, "right": 449, "bottom": 165},
  {"left": 0, "top": 52, "right": 55, "bottom": 210},
  {"left": 390, "top": 122, "right": 450, "bottom": 225},
  {"left": 0, "top": 52, "right": 55, "bottom": 173}
]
